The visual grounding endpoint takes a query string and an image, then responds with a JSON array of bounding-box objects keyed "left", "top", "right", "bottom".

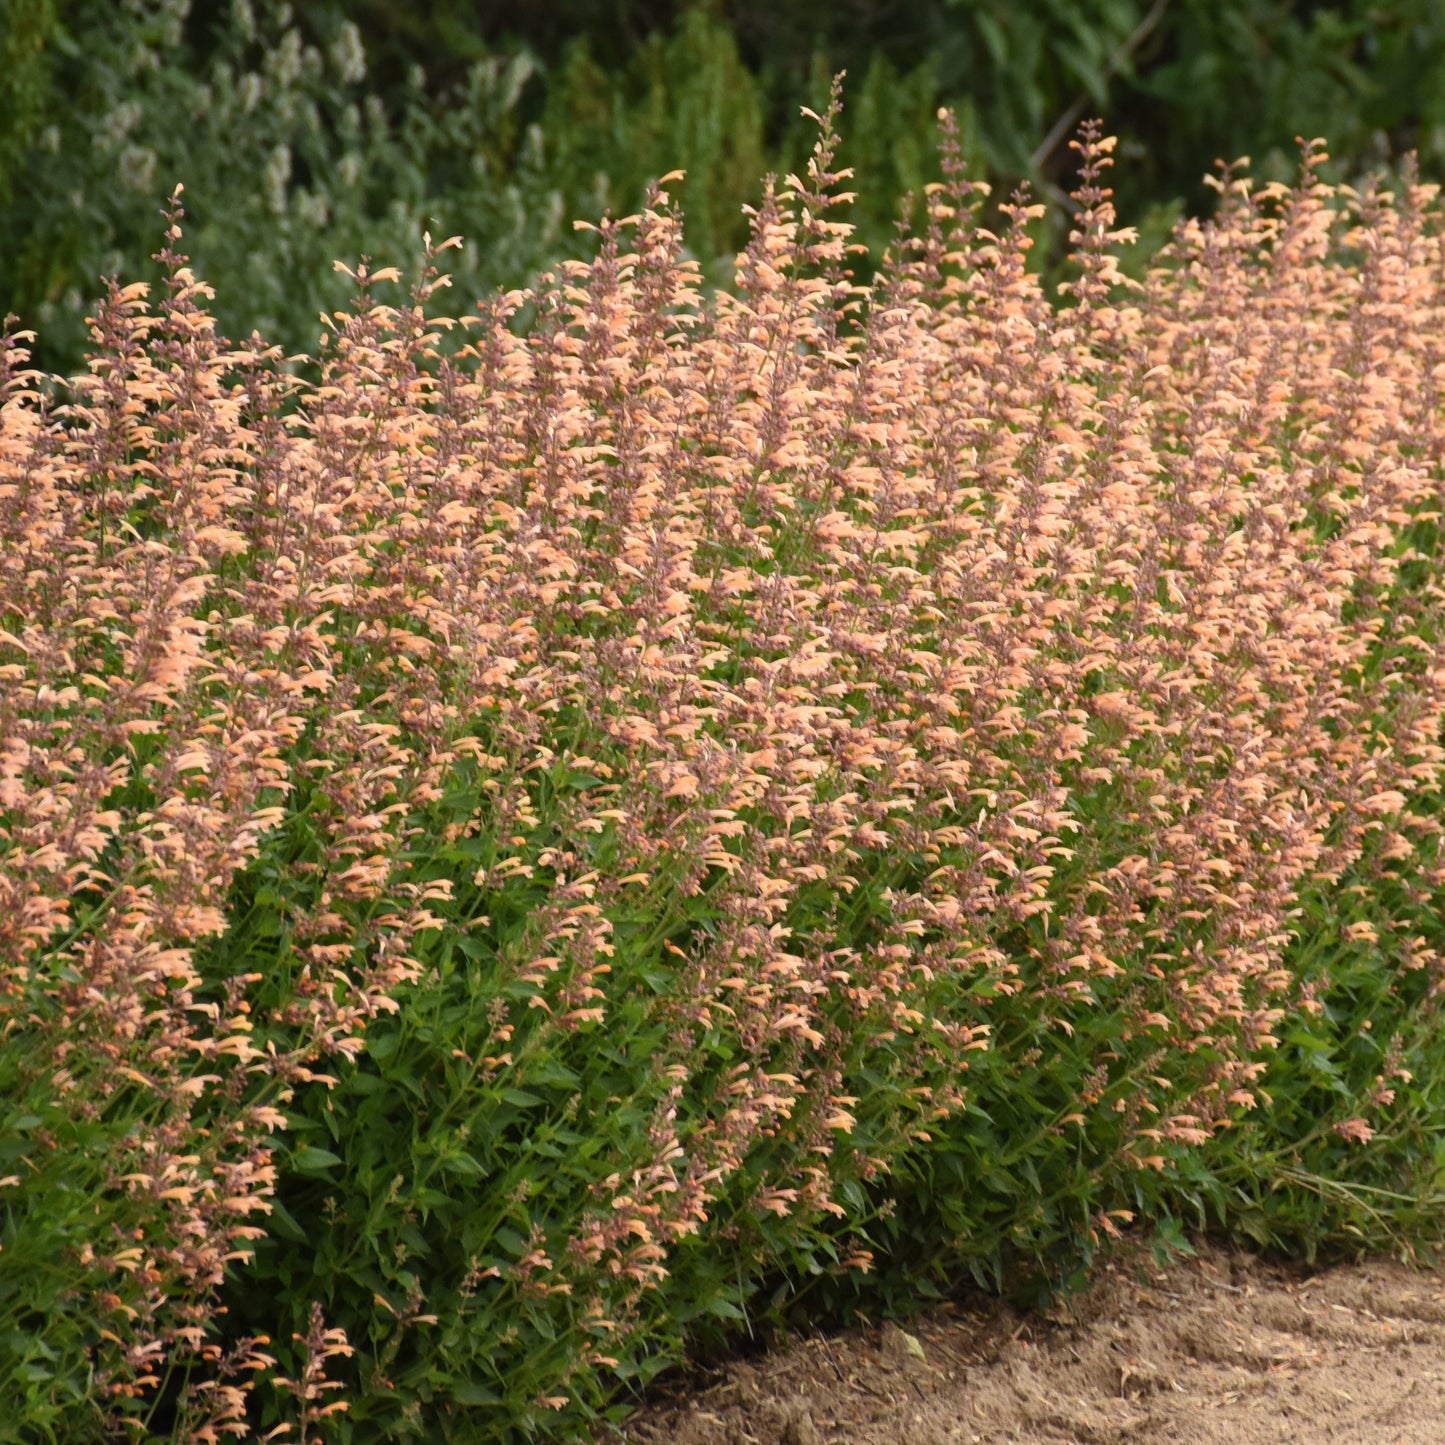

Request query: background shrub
[{"left": 6, "top": 0, "right": 1445, "bottom": 376}]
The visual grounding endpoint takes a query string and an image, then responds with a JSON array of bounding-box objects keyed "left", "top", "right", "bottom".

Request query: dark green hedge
[{"left": 5, "top": 1, "right": 1445, "bottom": 379}]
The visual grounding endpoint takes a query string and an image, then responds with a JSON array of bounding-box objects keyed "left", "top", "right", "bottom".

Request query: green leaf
[
  {"left": 292, "top": 1146, "right": 343, "bottom": 1173},
  {"left": 269, "top": 1199, "right": 310, "bottom": 1245},
  {"left": 451, "top": 1382, "right": 502, "bottom": 1406},
  {"left": 493, "top": 1226, "right": 528, "bottom": 1257},
  {"left": 442, "top": 1152, "right": 485, "bottom": 1179}
]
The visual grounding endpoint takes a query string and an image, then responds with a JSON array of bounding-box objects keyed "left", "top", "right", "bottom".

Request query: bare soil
[{"left": 608, "top": 1241, "right": 1445, "bottom": 1444}]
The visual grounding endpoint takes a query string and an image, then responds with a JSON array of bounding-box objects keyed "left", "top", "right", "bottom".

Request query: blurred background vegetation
[{"left": 4, "top": 0, "right": 1445, "bottom": 373}]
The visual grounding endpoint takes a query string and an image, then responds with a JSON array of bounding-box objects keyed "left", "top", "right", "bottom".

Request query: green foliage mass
[
  {"left": 5, "top": 1, "right": 1445, "bottom": 375},
  {"left": 0, "top": 0, "right": 568, "bottom": 373}
]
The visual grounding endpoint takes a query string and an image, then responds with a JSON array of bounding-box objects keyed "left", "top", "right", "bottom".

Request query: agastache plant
[{"left": 4, "top": 91, "right": 1445, "bottom": 1441}]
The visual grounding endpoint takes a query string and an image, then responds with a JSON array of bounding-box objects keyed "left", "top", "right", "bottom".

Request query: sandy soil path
[{"left": 608, "top": 1241, "right": 1445, "bottom": 1444}]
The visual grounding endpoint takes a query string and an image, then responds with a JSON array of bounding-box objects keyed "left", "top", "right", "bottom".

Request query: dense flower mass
[{"left": 4, "top": 102, "right": 1445, "bottom": 1439}]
